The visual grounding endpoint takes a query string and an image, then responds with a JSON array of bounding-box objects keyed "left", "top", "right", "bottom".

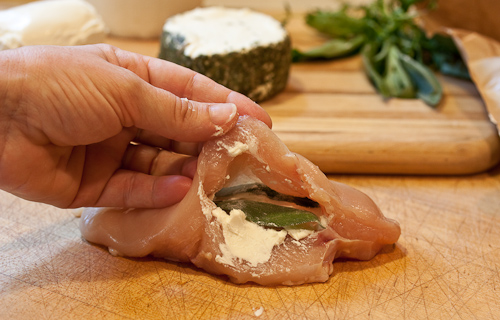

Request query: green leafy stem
[
  {"left": 214, "top": 183, "right": 323, "bottom": 230},
  {"left": 292, "top": 0, "right": 470, "bottom": 107},
  {"left": 214, "top": 199, "right": 323, "bottom": 230}
]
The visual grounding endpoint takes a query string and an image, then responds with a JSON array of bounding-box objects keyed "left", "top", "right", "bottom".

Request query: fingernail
[{"left": 209, "top": 103, "right": 237, "bottom": 126}]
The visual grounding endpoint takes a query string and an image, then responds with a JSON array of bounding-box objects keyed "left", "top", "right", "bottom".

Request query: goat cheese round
[{"left": 159, "top": 7, "right": 291, "bottom": 102}]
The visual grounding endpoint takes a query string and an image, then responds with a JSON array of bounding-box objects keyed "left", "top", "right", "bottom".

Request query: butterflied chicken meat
[{"left": 80, "top": 116, "right": 401, "bottom": 286}]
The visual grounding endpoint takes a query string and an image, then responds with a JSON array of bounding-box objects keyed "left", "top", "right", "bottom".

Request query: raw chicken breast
[{"left": 80, "top": 116, "right": 400, "bottom": 286}]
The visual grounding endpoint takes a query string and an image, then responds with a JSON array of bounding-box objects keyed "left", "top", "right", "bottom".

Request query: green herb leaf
[
  {"left": 383, "top": 45, "right": 415, "bottom": 99},
  {"left": 215, "top": 183, "right": 319, "bottom": 208},
  {"left": 306, "top": 8, "right": 367, "bottom": 38},
  {"left": 397, "top": 50, "right": 443, "bottom": 107},
  {"left": 423, "top": 34, "right": 470, "bottom": 80},
  {"left": 435, "top": 58, "right": 470, "bottom": 80},
  {"left": 291, "top": 0, "right": 469, "bottom": 107},
  {"left": 292, "top": 35, "right": 365, "bottom": 62},
  {"left": 214, "top": 199, "right": 322, "bottom": 230},
  {"left": 361, "top": 43, "right": 390, "bottom": 97}
]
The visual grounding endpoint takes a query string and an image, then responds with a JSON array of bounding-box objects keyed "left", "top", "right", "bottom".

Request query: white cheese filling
[
  {"left": 212, "top": 207, "right": 317, "bottom": 267},
  {"left": 216, "top": 140, "right": 256, "bottom": 158},
  {"left": 206, "top": 138, "right": 318, "bottom": 267},
  {"left": 213, "top": 207, "right": 287, "bottom": 267},
  {"left": 284, "top": 227, "right": 315, "bottom": 241},
  {"left": 163, "top": 6, "right": 287, "bottom": 58},
  {"left": 225, "top": 141, "right": 250, "bottom": 157}
]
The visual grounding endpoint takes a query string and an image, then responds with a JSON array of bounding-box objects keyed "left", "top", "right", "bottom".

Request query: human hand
[{"left": 0, "top": 44, "right": 271, "bottom": 208}]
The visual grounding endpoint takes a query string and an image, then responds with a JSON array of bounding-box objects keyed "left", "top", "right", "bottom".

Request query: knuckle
[
  {"left": 123, "top": 174, "right": 138, "bottom": 208},
  {"left": 182, "top": 73, "right": 198, "bottom": 98},
  {"left": 172, "top": 98, "right": 198, "bottom": 128},
  {"left": 182, "top": 73, "right": 212, "bottom": 100}
]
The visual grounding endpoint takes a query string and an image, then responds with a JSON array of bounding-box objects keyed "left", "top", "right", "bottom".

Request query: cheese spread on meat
[
  {"left": 79, "top": 116, "right": 401, "bottom": 286},
  {"left": 216, "top": 140, "right": 255, "bottom": 158},
  {"left": 211, "top": 206, "right": 319, "bottom": 267},
  {"left": 284, "top": 227, "right": 314, "bottom": 241},
  {"left": 212, "top": 207, "right": 287, "bottom": 267}
]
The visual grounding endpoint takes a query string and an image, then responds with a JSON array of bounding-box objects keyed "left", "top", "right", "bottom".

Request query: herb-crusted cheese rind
[{"left": 159, "top": 7, "right": 291, "bottom": 102}]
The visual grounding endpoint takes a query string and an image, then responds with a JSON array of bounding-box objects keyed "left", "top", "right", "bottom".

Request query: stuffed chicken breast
[{"left": 80, "top": 116, "right": 400, "bottom": 285}]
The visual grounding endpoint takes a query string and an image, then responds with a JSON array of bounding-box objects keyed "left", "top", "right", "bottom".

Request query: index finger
[
  {"left": 113, "top": 49, "right": 272, "bottom": 128},
  {"left": 150, "top": 58, "right": 272, "bottom": 128}
]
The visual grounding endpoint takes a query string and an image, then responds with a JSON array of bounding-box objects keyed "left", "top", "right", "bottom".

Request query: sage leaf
[
  {"left": 437, "top": 60, "right": 470, "bottom": 80},
  {"left": 214, "top": 184, "right": 263, "bottom": 198},
  {"left": 214, "top": 199, "right": 322, "bottom": 230},
  {"left": 383, "top": 46, "right": 415, "bottom": 99},
  {"left": 431, "top": 51, "right": 470, "bottom": 80},
  {"left": 423, "top": 33, "right": 470, "bottom": 80},
  {"left": 361, "top": 43, "right": 390, "bottom": 97},
  {"left": 292, "top": 1, "right": 467, "bottom": 107},
  {"left": 292, "top": 35, "right": 365, "bottom": 62},
  {"left": 215, "top": 183, "right": 319, "bottom": 208},
  {"left": 306, "top": 9, "right": 367, "bottom": 38},
  {"left": 397, "top": 50, "right": 443, "bottom": 107}
]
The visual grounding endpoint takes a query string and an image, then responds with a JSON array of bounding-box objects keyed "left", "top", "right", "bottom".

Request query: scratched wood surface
[
  {"left": 1, "top": 1, "right": 500, "bottom": 319},
  {"left": 1, "top": 169, "right": 500, "bottom": 319}
]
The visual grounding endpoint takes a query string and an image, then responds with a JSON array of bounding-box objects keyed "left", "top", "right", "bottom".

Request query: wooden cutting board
[
  {"left": 266, "top": 15, "right": 500, "bottom": 175},
  {"left": 267, "top": 61, "right": 500, "bottom": 175},
  {"left": 2, "top": 171, "right": 500, "bottom": 319},
  {"left": 107, "top": 13, "right": 500, "bottom": 175}
]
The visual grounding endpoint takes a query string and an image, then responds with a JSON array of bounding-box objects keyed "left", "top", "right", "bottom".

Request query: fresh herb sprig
[
  {"left": 214, "top": 184, "right": 323, "bottom": 230},
  {"left": 215, "top": 199, "right": 323, "bottom": 230},
  {"left": 292, "top": 0, "right": 470, "bottom": 107}
]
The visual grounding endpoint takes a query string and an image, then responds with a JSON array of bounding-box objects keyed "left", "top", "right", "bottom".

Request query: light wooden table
[
  {"left": 1, "top": 1, "right": 500, "bottom": 319},
  {"left": 2, "top": 166, "right": 499, "bottom": 319}
]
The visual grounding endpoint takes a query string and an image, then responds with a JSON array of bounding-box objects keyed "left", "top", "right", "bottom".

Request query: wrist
[
  {"left": 0, "top": 48, "right": 26, "bottom": 158},
  {"left": 0, "top": 48, "right": 25, "bottom": 117}
]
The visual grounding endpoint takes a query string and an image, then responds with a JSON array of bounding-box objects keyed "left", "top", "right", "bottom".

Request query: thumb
[{"left": 129, "top": 87, "right": 239, "bottom": 142}]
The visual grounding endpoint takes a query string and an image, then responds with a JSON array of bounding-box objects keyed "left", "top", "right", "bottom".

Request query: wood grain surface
[
  {"left": 267, "top": 14, "right": 500, "bottom": 175},
  {"left": 1, "top": 1, "right": 500, "bottom": 319},
  {"left": 107, "top": 11, "right": 500, "bottom": 175},
  {"left": 2, "top": 169, "right": 500, "bottom": 319}
]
